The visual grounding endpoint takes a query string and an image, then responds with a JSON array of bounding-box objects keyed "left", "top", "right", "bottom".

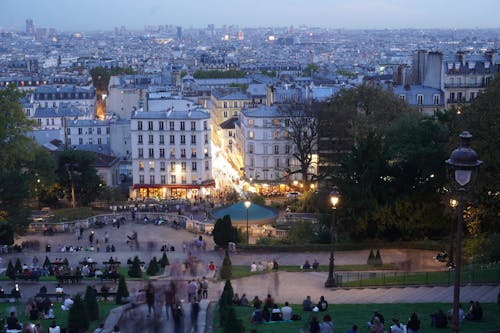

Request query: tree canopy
[
  {"left": 0, "top": 87, "right": 55, "bottom": 231},
  {"left": 213, "top": 215, "right": 238, "bottom": 248}
]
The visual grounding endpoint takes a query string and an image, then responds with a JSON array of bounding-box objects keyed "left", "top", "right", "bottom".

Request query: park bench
[
  {"left": 35, "top": 292, "right": 67, "bottom": 302},
  {"left": 0, "top": 293, "right": 21, "bottom": 302},
  {"left": 56, "top": 275, "right": 82, "bottom": 284},
  {"left": 13, "top": 274, "right": 39, "bottom": 282},
  {"left": 96, "top": 292, "right": 117, "bottom": 301}
]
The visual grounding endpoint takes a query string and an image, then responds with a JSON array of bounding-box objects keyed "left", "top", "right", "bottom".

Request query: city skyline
[{"left": 1, "top": 0, "right": 499, "bottom": 32}]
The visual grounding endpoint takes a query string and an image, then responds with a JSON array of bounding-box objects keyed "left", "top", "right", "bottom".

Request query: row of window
[
  {"left": 248, "top": 144, "right": 292, "bottom": 154},
  {"left": 248, "top": 157, "right": 292, "bottom": 168},
  {"left": 137, "top": 134, "right": 208, "bottom": 145},
  {"left": 35, "top": 92, "right": 93, "bottom": 100},
  {"left": 67, "top": 137, "right": 107, "bottom": 145},
  {"left": 246, "top": 130, "right": 290, "bottom": 140},
  {"left": 138, "top": 160, "right": 209, "bottom": 172},
  {"left": 247, "top": 118, "right": 290, "bottom": 127},
  {"left": 137, "top": 120, "right": 208, "bottom": 131},
  {"left": 137, "top": 147, "right": 209, "bottom": 159},
  {"left": 67, "top": 127, "right": 110, "bottom": 135},
  {"left": 138, "top": 174, "right": 204, "bottom": 185},
  {"left": 399, "top": 94, "right": 441, "bottom": 105},
  {"left": 221, "top": 101, "right": 243, "bottom": 108}
]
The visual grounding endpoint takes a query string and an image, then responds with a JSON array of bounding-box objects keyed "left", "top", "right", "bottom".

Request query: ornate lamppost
[
  {"left": 324, "top": 187, "right": 340, "bottom": 288},
  {"left": 446, "top": 131, "right": 482, "bottom": 333},
  {"left": 244, "top": 200, "right": 251, "bottom": 244}
]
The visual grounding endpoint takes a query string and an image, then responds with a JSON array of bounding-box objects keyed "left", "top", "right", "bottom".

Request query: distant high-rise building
[
  {"left": 208, "top": 24, "right": 215, "bottom": 37},
  {"left": 25, "top": 19, "right": 34, "bottom": 35},
  {"left": 237, "top": 31, "right": 244, "bottom": 41},
  {"left": 176, "top": 26, "right": 183, "bottom": 40}
]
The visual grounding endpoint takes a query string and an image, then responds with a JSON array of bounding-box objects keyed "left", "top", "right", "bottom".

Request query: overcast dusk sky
[{"left": 1, "top": 0, "right": 499, "bottom": 31}]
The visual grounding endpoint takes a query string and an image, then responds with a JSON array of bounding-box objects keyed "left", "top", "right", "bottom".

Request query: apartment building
[{"left": 130, "top": 100, "right": 213, "bottom": 200}]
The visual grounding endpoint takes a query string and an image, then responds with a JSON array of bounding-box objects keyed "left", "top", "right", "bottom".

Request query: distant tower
[
  {"left": 25, "top": 19, "right": 34, "bottom": 35},
  {"left": 176, "top": 26, "right": 183, "bottom": 40},
  {"left": 237, "top": 31, "right": 244, "bottom": 41},
  {"left": 208, "top": 24, "right": 215, "bottom": 37}
]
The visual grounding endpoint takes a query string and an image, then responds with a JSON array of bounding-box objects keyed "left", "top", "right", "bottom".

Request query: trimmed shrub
[
  {"left": 220, "top": 250, "right": 232, "bottom": 280},
  {"left": 116, "top": 275, "right": 129, "bottom": 304},
  {"left": 84, "top": 286, "right": 99, "bottom": 321},
  {"left": 14, "top": 258, "right": 22, "bottom": 274},
  {"left": 128, "top": 256, "right": 142, "bottom": 278},
  {"left": 160, "top": 252, "right": 169, "bottom": 268},
  {"left": 6, "top": 260, "right": 15, "bottom": 279},
  {"left": 367, "top": 249, "right": 375, "bottom": 265},
  {"left": 67, "top": 294, "right": 89, "bottom": 332},
  {"left": 43, "top": 256, "right": 51, "bottom": 267},
  {"left": 146, "top": 257, "right": 160, "bottom": 276},
  {"left": 219, "top": 280, "right": 234, "bottom": 308},
  {"left": 374, "top": 249, "right": 383, "bottom": 266}
]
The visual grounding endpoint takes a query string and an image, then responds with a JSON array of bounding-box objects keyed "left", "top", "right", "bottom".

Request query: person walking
[
  {"left": 146, "top": 282, "right": 155, "bottom": 315},
  {"left": 201, "top": 276, "right": 208, "bottom": 299},
  {"left": 191, "top": 300, "right": 200, "bottom": 332},
  {"left": 104, "top": 231, "right": 109, "bottom": 244},
  {"left": 172, "top": 300, "right": 183, "bottom": 333},
  {"left": 165, "top": 285, "right": 175, "bottom": 320}
]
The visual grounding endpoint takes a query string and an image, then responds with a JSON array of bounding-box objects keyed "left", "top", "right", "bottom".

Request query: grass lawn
[
  {"left": 0, "top": 301, "right": 118, "bottom": 332},
  {"left": 230, "top": 264, "right": 398, "bottom": 280},
  {"left": 342, "top": 266, "right": 500, "bottom": 287},
  {"left": 214, "top": 303, "right": 500, "bottom": 333}
]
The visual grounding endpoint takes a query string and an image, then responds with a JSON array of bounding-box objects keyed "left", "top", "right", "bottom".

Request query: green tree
[
  {"left": 0, "top": 223, "right": 14, "bottom": 245},
  {"left": 146, "top": 257, "right": 160, "bottom": 276},
  {"left": 220, "top": 250, "right": 232, "bottom": 280},
  {"left": 160, "top": 252, "right": 169, "bottom": 268},
  {"left": 14, "top": 258, "right": 22, "bottom": 274},
  {"left": 128, "top": 256, "right": 143, "bottom": 278},
  {"left": 56, "top": 150, "right": 102, "bottom": 206},
  {"left": 223, "top": 307, "right": 245, "bottom": 333},
  {"left": 67, "top": 294, "right": 89, "bottom": 332},
  {"left": 219, "top": 280, "right": 234, "bottom": 308},
  {"left": 287, "top": 220, "right": 315, "bottom": 244},
  {"left": 6, "top": 260, "right": 15, "bottom": 279},
  {"left": 213, "top": 215, "right": 238, "bottom": 249},
  {"left": 84, "top": 285, "right": 99, "bottom": 321},
  {"left": 448, "top": 76, "right": 500, "bottom": 235},
  {"left": 303, "top": 63, "right": 319, "bottom": 76},
  {"left": 116, "top": 275, "right": 130, "bottom": 304},
  {"left": 250, "top": 196, "right": 265, "bottom": 206},
  {"left": 0, "top": 87, "right": 42, "bottom": 231}
]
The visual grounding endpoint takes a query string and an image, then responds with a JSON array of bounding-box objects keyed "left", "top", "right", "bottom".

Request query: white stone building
[
  {"left": 130, "top": 100, "right": 213, "bottom": 200},
  {"left": 235, "top": 104, "right": 317, "bottom": 193}
]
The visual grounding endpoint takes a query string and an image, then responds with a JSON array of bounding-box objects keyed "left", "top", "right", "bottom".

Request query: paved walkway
[{"left": 3, "top": 222, "right": 499, "bottom": 332}]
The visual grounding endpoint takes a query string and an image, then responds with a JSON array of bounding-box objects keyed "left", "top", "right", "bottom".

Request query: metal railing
[{"left": 337, "top": 266, "right": 500, "bottom": 287}]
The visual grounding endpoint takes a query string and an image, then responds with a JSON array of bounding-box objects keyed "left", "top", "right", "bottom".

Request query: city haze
[{"left": 1, "top": 0, "right": 499, "bottom": 31}]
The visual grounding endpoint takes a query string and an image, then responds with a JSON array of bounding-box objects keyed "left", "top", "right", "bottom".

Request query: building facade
[
  {"left": 235, "top": 104, "right": 317, "bottom": 194},
  {"left": 130, "top": 100, "right": 213, "bottom": 200}
]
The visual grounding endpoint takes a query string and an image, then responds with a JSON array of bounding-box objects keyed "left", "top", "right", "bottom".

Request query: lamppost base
[{"left": 324, "top": 279, "right": 336, "bottom": 288}]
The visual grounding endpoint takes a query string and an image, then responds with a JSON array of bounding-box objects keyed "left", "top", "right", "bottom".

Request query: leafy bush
[
  {"left": 128, "top": 256, "right": 142, "bottom": 278},
  {"left": 220, "top": 251, "right": 232, "bottom": 280},
  {"left": 68, "top": 294, "right": 89, "bottom": 332},
  {"left": 6, "top": 260, "right": 15, "bottom": 279},
  {"left": 116, "top": 275, "right": 129, "bottom": 304},
  {"left": 146, "top": 257, "right": 160, "bottom": 276},
  {"left": 160, "top": 252, "right": 169, "bottom": 267},
  {"left": 251, "top": 196, "right": 265, "bottom": 206}
]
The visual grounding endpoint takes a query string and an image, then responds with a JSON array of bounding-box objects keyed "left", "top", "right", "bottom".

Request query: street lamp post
[
  {"left": 244, "top": 200, "right": 251, "bottom": 244},
  {"left": 325, "top": 187, "right": 340, "bottom": 288},
  {"left": 446, "top": 131, "right": 482, "bottom": 333}
]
